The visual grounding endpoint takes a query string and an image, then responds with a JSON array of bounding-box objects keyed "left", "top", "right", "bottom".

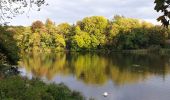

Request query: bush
[
  {"left": 0, "top": 76, "right": 85, "bottom": 100},
  {"left": 0, "top": 26, "right": 19, "bottom": 64}
]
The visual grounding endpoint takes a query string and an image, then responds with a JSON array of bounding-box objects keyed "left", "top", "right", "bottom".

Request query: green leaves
[
  {"left": 154, "top": 0, "right": 165, "bottom": 12},
  {"left": 12, "top": 16, "right": 169, "bottom": 52},
  {"left": 154, "top": 0, "right": 170, "bottom": 27},
  {"left": 70, "top": 16, "right": 108, "bottom": 50},
  {"left": 80, "top": 16, "right": 108, "bottom": 34},
  {"left": 16, "top": 19, "right": 66, "bottom": 53},
  {"left": 0, "top": 76, "right": 84, "bottom": 100}
]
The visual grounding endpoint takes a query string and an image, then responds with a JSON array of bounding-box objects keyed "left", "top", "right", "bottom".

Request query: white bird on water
[{"left": 103, "top": 92, "right": 110, "bottom": 97}]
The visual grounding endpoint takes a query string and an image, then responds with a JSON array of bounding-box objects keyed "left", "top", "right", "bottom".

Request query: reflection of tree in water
[
  {"left": 19, "top": 52, "right": 70, "bottom": 80},
  {"left": 108, "top": 53, "right": 170, "bottom": 85},
  {"left": 71, "top": 53, "right": 109, "bottom": 85},
  {"left": 19, "top": 52, "right": 170, "bottom": 86}
]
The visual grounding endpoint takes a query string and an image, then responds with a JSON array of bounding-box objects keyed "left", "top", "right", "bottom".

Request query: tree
[
  {"left": 107, "top": 16, "right": 143, "bottom": 49},
  {"left": 0, "top": 0, "right": 47, "bottom": 24},
  {"left": 79, "top": 16, "right": 108, "bottom": 34},
  {"left": 71, "top": 26, "right": 91, "bottom": 50},
  {"left": 148, "top": 26, "right": 167, "bottom": 46},
  {"left": 0, "top": 26, "right": 19, "bottom": 64},
  {"left": 154, "top": 0, "right": 170, "bottom": 27},
  {"left": 78, "top": 16, "right": 108, "bottom": 48},
  {"left": 56, "top": 23, "right": 72, "bottom": 38},
  {"left": 31, "top": 20, "right": 46, "bottom": 33},
  {"left": 45, "top": 18, "right": 57, "bottom": 34}
]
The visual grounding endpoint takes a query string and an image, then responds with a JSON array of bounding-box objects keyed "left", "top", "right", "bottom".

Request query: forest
[{"left": 1, "top": 16, "right": 170, "bottom": 55}]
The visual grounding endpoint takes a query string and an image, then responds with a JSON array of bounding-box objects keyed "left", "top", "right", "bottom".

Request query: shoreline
[{"left": 21, "top": 48, "right": 170, "bottom": 55}]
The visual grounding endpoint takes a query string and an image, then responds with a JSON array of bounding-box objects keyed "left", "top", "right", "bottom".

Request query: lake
[{"left": 18, "top": 52, "right": 170, "bottom": 100}]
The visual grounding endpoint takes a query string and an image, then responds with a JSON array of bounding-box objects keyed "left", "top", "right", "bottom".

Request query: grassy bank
[
  {"left": 0, "top": 65, "right": 85, "bottom": 100},
  {"left": 0, "top": 76, "right": 84, "bottom": 100}
]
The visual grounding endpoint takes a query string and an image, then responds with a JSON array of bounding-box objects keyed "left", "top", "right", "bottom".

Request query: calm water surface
[{"left": 18, "top": 53, "right": 170, "bottom": 100}]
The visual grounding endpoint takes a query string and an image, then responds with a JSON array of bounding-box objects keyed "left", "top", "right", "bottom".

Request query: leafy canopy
[{"left": 154, "top": 0, "right": 170, "bottom": 27}]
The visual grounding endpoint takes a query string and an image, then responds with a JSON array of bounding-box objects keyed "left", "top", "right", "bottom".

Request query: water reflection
[{"left": 19, "top": 52, "right": 170, "bottom": 86}]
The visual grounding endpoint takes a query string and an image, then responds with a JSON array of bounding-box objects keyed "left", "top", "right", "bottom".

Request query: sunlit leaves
[
  {"left": 13, "top": 16, "right": 169, "bottom": 52},
  {"left": 71, "top": 27, "right": 91, "bottom": 50},
  {"left": 55, "top": 34, "right": 66, "bottom": 51},
  {"left": 79, "top": 16, "right": 108, "bottom": 34},
  {"left": 71, "top": 16, "right": 108, "bottom": 50},
  {"left": 16, "top": 19, "right": 66, "bottom": 52}
]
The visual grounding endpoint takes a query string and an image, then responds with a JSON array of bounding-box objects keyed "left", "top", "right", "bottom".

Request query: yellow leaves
[
  {"left": 55, "top": 34, "right": 66, "bottom": 51},
  {"left": 73, "top": 28, "right": 92, "bottom": 49},
  {"left": 74, "top": 35, "right": 85, "bottom": 48},
  {"left": 14, "top": 17, "right": 165, "bottom": 52},
  {"left": 81, "top": 16, "right": 108, "bottom": 34},
  {"left": 109, "top": 24, "right": 120, "bottom": 37},
  {"left": 116, "top": 18, "right": 141, "bottom": 32},
  {"left": 141, "top": 21, "right": 154, "bottom": 29}
]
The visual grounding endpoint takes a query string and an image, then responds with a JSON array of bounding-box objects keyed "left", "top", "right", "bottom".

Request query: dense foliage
[
  {"left": 0, "top": 15, "right": 169, "bottom": 59},
  {"left": 10, "top": 16, "right": 170, "bottom": 52},
  {"left": 0, "top": 26, "right": 19, "bottom": 64},
  {"left": 0, "top": 76, "right": 84, "bottom": 100}
]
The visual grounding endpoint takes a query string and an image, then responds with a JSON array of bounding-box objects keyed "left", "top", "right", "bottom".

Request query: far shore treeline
[{"left": 1, "top": 15, "right": 170, "bottom": 55}]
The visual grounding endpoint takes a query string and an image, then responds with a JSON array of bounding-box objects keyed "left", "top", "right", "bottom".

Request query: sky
[{"left": 9, "top": 0, "right": 161, "bottom": 26}]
